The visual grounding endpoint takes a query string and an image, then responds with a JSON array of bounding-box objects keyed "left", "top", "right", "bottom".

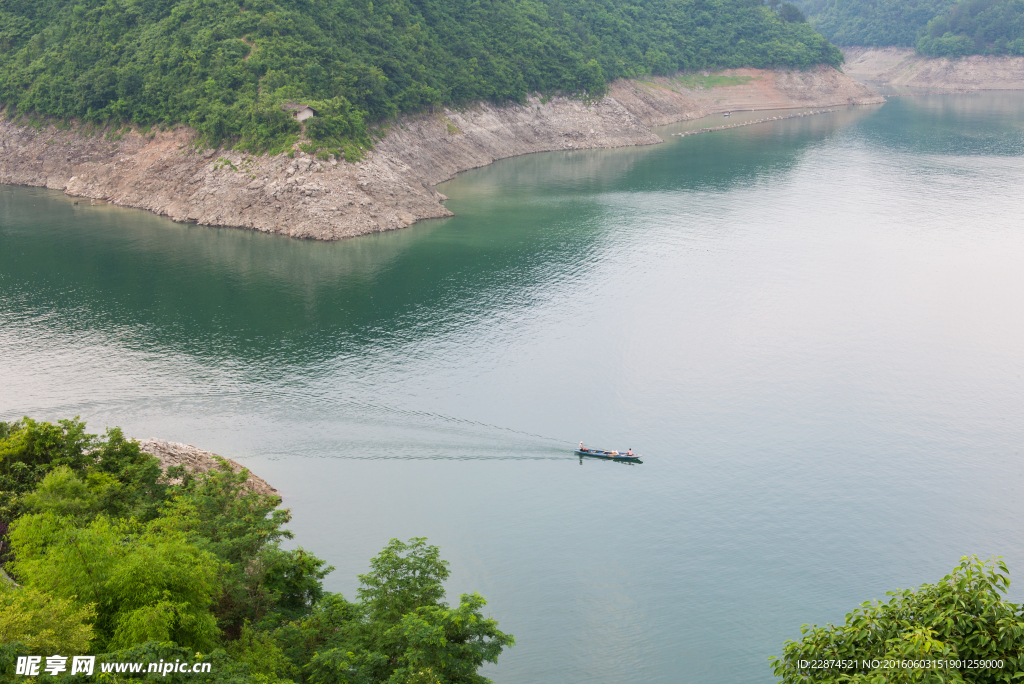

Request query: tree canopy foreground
[
  {"left": 772, "top": 556, "right": 1024, "bottom": 683},
  {"left": 0, "top": 417, "right": 512, "bottom": 683}
]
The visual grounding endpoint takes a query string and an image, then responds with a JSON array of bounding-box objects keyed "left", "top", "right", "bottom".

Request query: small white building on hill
[{"left": 282, "top": 103, "right": 318, "bottom": 122}]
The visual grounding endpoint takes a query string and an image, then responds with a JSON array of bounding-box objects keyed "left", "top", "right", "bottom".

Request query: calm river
[{"left": 3, "top": 92, "right": 1024, "bottom": 683}]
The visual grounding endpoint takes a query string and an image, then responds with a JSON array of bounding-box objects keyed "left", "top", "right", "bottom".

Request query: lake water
[{"left": 3, "top": 92, "right": 1024, "bottom": 683}]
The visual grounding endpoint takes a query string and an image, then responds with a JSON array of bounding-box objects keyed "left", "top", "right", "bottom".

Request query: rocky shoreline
[
  {"left": 0, "top": 66, "right": 882, "bottom": 241},
  {"left": 841, "top": 47, "right": 1024, "bottom": 90},
  {"left": 138, "top": 438, "right": 277, "bottom": 497}
]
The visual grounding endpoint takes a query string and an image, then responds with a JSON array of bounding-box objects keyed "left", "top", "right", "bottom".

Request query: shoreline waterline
[{"left": 0, "top": 67, "right": 882, "bottom": 241}]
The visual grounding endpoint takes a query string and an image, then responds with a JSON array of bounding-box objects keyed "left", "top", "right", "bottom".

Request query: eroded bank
[
  {"left": 0, "top": 66, "right": 882, "bottom": 240},
  {"left": 841, "top": 47, "right": 1024, "bottom": 91}
]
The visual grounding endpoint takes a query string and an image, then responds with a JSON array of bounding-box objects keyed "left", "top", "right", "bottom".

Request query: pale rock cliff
[
  {"left": 607, "top": 66, "right": 883, "bottom": 125},
  {"left": 0, "top": 66, "right": 883, "bottom": 240},
  {"left": 841, "top": 47, "right": 1024, "bottom": 90}
]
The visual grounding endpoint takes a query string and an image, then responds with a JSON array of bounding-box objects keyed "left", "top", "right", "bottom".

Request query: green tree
[
  {"left": 381, "top": 593, "right": 515, "bottom": 684},
  {"left": 771, "top": 556, "right": 1024, "bottom": 683},
  {"left": 358, "top": 538, "right": 450, "bottom": 626},
  {"left": 227, "top": 622, "right": 301, "bottom": 682},
  {"left": 8, "top": 512, "right": 223, "bottom": 652},
  {"left": 298, "top": 540, "right": 513, "bottom": 684},
  {"left": 0, "top": 419, "right": 169, "bottom": 529},
  {"left": 779, "top": 2, "right": 808, "bottom": 23},
  {"left": 275, "top": 593, "right": 366, "bottom": 681},
  {"left": 1, "top": 419, "right": 513, "bottom": 683},
  {"left": 153, "top": 459, "right": 333, "bottom": 636},
  {"left": 0, "top": 417, "right": 94, "bottom": 507},
  {"left": 19, "top": 466, "right": 105, "bottom": 520},
  {"left": 349, "top": 538, "right": 512, "bottom": 684},
  {"left": 89, "top": 427, "right": 170, "bottom": 522},
  {"left": 0, "top": 585, "right": 95, "bottom": 653}
]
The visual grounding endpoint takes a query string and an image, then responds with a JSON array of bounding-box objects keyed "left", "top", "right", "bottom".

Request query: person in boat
[{"left": 627, "top": 448, "right": 633, "bottom": 456}]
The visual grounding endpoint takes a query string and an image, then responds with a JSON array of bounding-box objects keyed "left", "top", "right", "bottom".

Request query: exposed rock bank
[
  {"left": 672, "top": 108, "right": 837, "bottom": 137},
  {"left": 137, "top": 438, "right": 277, "bottom": 497},
  {"left": 607, "top": 66, "right": 881, "bottom": 125},
  {"left": 0, "top": 66, "right": 882, "bottom": 240},
  {"left": 841, "top": 47, "right": 1024, "bottom": 90}
]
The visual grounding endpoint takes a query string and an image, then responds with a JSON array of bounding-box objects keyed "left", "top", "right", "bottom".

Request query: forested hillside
[
  {"left": 0, "top": 0, "right": 841, "bottom": 155},
  {"left": 794, "top": 0, "right": 1024, "bottom": 55},
  {"left": 793, "top": 0, "right": 957, "bottom": 46},
  {"left": 917, "top": 0, "right": 1024, "bottom": 55}
]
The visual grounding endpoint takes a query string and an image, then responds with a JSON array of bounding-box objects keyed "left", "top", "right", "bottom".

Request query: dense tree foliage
[
  {"left": 793, "top": 0, "right": 1024, "bottom": 54},
  {"left": 0, "top": 417, "right": 512, "bottom": 683},
  {"left": 776, "top": 1, "right": 809, "bottom": 23},
  {"left": 0, "top": 0, "right": 842, "bottom": 155},
  {"left": 0, "top": 587, "right": 96, "bottom": 654},
  {"left": 772, "top": 556, "right": 1024, "bottom": 683},
  {"left": 917, "top": 0, "right": 1024, "bottom": 56},
  {"left": 793, "top": 0, "right": 958, "bottom": 46},
  {"left": 0, "top": 418, "right": 167, "bottom": 564}
]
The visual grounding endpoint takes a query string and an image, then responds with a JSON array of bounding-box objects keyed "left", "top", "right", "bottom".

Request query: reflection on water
[
  {"left": 579, "top": 456, "right": 643, "bottom": 466},
  {"left": 860, "top": 91, "right": 1024, "bottom": 156},
  {"left": 3, "top": 93, "right": 1024, "bottom": 684},
  {"left": 1, "top": 106, "right": 858, "bottom": 363}
]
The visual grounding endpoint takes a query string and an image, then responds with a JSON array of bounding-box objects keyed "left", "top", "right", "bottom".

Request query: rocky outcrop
[
  {"left": 137, "top": 438, "right": 277, "bottom": 497},
  {"left": 841, "top": 47, "right": 1024, "bottom": 90},
  {"left": 607, "top": 66, "right": 883, "bottom": 125},
  {"left": 0, "top": 120, "right": 453, "bottom": 240},
  {"left": 0, "top": 66, "right": 882, "bottom": 240}
]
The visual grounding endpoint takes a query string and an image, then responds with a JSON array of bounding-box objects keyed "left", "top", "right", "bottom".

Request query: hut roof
[{"left": 282, "top": 102, "right": 317, "bottom": 113}]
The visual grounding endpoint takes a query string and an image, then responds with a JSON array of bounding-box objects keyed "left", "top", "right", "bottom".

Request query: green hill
[
  {"left": 917, "top": 0, "right": 1024, "bottom": 55},
  {"left": 0, "top": 0, "right": 842, "bottom": 156},
  {"left": 793, "top": 0, "right": 1024, "bottom": 54},
  {"left": 793, "top": 0, "right": 958, "bottom": 46}
]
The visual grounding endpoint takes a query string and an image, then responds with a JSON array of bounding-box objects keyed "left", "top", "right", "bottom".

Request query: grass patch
[{"left": 674, "top": 73, "right": 754, "bottom": 90}]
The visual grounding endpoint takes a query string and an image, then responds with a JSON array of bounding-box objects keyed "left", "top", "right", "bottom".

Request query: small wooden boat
[{"left": 575, "top": 448, "right": 641, "bottom": 461}]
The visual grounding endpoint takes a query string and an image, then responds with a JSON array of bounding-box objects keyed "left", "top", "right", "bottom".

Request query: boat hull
[{"left": 575, "top": 449, "right": 641, "bottom": 461}]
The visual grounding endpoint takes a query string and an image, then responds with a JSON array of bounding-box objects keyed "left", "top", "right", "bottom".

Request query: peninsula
[{"left": 1, "top": 68, "right": 882, "bottom": 240}]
